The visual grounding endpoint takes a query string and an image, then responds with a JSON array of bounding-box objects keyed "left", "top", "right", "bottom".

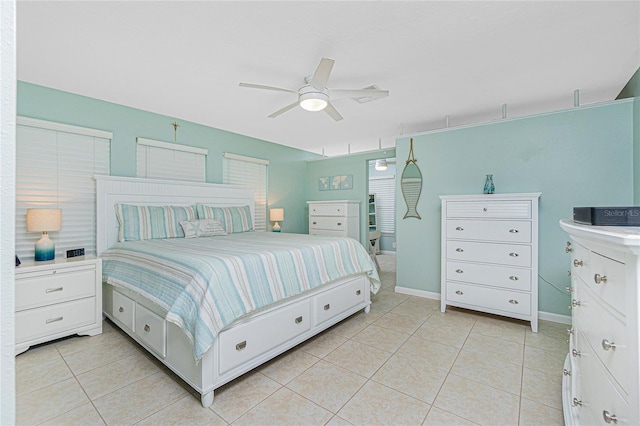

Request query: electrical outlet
[{"left": 67, "top": 248, "right": 85, "bottom": 258}]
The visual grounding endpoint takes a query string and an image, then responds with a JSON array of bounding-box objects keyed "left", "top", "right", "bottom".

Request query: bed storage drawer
[
  {"left": 135, "top": 303, "right": 166, "bottom": 358},
  {"left": 112, "top": 290, "right": 135, "bottom": 331},
  {"left": 314, "top": 277, "right": 366, "bottom": 325},
  {"left": 218, "top": 299, "right": 311, "bottom": 374}
]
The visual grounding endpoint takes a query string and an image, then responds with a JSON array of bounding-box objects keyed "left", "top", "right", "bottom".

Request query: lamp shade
[
  {"left": 269, "top": 208, "right": 284, "bottom": 222},
  {"left": 375, "top": 159, "right": 388, "bottom": 171},
  {"left": 26, "top": 209, "right": 62, "bottom": 232}
]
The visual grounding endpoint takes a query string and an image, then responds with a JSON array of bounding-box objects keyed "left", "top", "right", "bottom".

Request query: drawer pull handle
[
  {"left": 118, "top": 307, "right": 124, "bottom": 313},
  {"left": 565, "top": 286, "right": 573, "bottom": 293},
  {"left": 483, "top": 208, "right": 487, "bottom": 212},
  {"left": 295, "top": 316, "right": 303, "bottom": 324},
  {"left": 46, "top": 316, "right": 63, "bottom": 324},
  {"left": 509, "top": 229, "right": 519, "bottom": 233},
  {"left": 455, "top": 269, "right": 463, "bottom": 274},
  {"left": 236, "top": 341, "right": 247, "bottom": 351},
  {"left": 455, "top": 290, "right": 463, "bottom": 295},
  {"left": 45, "top": 287, "right": 63, "bottom": 293},
  {"left": 573, "top": 259, "right": 583, "bottom": 267},
  {"left": 563, "top": 368, "right": 571, "bottom": 376},
  {"left": 567, "top": 328, "right": 574, "bottom": 335},
  {"left": 144, "top": 324, "right": 150, "bottom": 332},
  {"left": 601, "top": 339, "right": 617, "bottom": 351},
  {"left": 455, "top": 226, "right": 464, "bottom": 231},
  {"left": 571, "top": 299, "right": 581, "bottom": 308},
  {"left": 603, "top": 410, "right": 618, "bottom": 424},
  {"left": 324, "top": 304, "right": 330, "bottom": 311},
  {"left": 572, "top": 349, "right": 581, "bottom": 357},
  {"left": 572, "top": 398, "right": 582, "bottom": 407},
  {"left": 336, "top": 222, "right": 342, "bottom": 226},
  {"left": 356, "top": 289, "right": 361, "bottom": 295},
  {"left": 509, "top": 252, "right": 519, "bottom": 257},
  {"left": 594, "top": 273, "right": 608, "bottom": 284},
  {"left": 312, "top": 221, "right": 317, "bottom": 225},
  {"left": 455, "top": 248, "right": 464, "bottom": 253},
  {"left": 509, "top": 276, "right": 518, "bottom": 281},
  {"left": 508, "top": 299, "right": 518, "bottom": 305}
]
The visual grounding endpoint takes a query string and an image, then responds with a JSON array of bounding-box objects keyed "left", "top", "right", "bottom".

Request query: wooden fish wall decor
[{"left": 401, "top": 138, "right": 422, "bottom": 219}]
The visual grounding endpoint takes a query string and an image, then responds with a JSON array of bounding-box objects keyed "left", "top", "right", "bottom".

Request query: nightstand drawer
[
  {"left": 16, "top": 267, "right": 96, "bottom": 311},
  {"left": 16, "top": 297, "right": 96, "bottom": 342}
]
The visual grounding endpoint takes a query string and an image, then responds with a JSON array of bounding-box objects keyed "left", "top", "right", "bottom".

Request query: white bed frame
[{"left": 95, "top": 175, "right": 371, "bottom": 407}]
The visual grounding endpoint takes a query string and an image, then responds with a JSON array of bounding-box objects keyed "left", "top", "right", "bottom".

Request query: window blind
[
  {"left": 222, "top": 153, "right": 268, "bottom": 231},
  {"left": 369, "top": 176, "right": 395, "bottom": 234},
  {"left": 16, "top": 117, "right": 111, "bottom": 260},
  {"left": 136, "top": 137, "right": 207, "bottom": 182}
]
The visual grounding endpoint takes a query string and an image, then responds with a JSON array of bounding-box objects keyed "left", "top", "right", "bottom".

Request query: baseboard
[
  {"left": 379, "top": 250, "right": 396, "bottom": 255},
  {"left": 394, "top": 286, "right": 572, "bottom": 325}
]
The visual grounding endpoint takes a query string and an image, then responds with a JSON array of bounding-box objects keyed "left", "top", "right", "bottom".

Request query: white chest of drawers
[
  {"left": 440, "top": 193, "right": 541, "bottom": 332},
  {"left": 560, "top": 220, "right": 640, "bottom": 426},
  {"left": 308, "top": 200, "right": 360, "bottom": 240},
  {"left": 15, "top": 256, "right": 102, "bottom": 355}
]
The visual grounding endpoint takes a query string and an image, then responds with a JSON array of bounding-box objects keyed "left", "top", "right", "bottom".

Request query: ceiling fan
[{"left": 239, "top": 57, "right": 389, "bottom": 121}]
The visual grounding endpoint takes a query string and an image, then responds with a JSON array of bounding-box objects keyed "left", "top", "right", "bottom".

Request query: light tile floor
[{"left": 16, "top": 254, "right": 568, "bottom": 425}]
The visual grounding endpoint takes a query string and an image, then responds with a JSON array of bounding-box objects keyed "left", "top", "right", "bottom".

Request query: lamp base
[
  {"left": 35, "top": 232, "right": 55, "bottom": 261},
  {"left": 272, "top": 222, "right": 281, "bottom": 232}
]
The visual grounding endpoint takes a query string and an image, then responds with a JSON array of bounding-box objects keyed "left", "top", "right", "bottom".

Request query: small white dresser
[
  {"left": 440, "top": 193, "right": 541, "bottom": 332},
  {"left": 307, "top": 200, "right": 360, "bottom": 240},
  {"left": 560, "top": 219, "right": 639, "bottom": 426},
  {"left": 15, "top": 256, "right": 102, "bottom": 355}
]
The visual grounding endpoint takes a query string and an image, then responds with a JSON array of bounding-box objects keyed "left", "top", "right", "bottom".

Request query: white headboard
[{"left": 95, "top": 175, "right": 255, "bottom": 256}]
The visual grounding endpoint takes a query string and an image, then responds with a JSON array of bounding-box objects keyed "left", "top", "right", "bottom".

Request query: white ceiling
[{"left": 17, "top": 1, "right": 640, "bottom": 157}]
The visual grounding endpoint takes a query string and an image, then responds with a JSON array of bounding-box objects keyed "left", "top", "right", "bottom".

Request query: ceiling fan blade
[
  {"left": 309, "top": 58, "right": 335, "bottom": 90},
  {"left": 324, "top": 102, "right": 343, "bottom": 122},
  {"left": 330, "top": 88, "right": 389, "bottom": 100},
  {"left": 268, "top": 101, "right": 299, "bottom": 118},
  {"left": 239, "top": 82, "right": 297, "bottom": 94}
]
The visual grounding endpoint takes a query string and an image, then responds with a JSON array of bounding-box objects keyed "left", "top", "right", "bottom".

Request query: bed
[{"left": 96, "top": 175, "right": 379, "bottom": 407}]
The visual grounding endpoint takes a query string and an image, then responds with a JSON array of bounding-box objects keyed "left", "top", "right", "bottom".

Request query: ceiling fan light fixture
[
  {"left": 375, "top": 159, "right": 388, "bottom": 171},
  {"left": 299, "top": 92, "right": 328, "bottom": 112}
]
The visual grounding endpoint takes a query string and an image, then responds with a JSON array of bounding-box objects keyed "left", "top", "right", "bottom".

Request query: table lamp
[
  {"left": 26, "top": 208, "right": 62, "bottom": 261},
  {"left": 269, "top": 208, "right": 284, "bottom": 232}
]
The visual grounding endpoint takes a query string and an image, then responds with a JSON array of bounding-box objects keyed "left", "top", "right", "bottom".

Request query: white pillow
[{"left": 180, "top": 219, "right": 227, "bottom": 239}]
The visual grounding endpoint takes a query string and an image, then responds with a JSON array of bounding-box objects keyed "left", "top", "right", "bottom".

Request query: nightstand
[{"left": 15, "top": 256, "right": 102, "bottom": 355}]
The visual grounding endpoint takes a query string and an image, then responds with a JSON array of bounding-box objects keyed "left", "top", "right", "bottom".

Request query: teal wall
[
  {"left": 305, "top": 148, "right": 396, "bottom": 248},
  {"left": 617, "top": 67, "right": 640, "bottom": 204},
  {"left": 17, "top": 82, "right": 320, "bottom": 234},
  {"left": 396, "top": 100, "right": 634, "bottom": 317}
]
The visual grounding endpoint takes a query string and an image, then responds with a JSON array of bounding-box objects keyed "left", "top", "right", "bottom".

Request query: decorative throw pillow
[
  {"left": 115, "top": 204, "right": 196, "bottom": 242},
  {"left": 196, "top": 204, "right": 253, "bottom": 233},
  {"left": 180, "top": 219, "right": 227, "bottom": 238}
]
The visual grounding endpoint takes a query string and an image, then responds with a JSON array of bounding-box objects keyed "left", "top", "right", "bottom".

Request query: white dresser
[
  {"left": 308, "top": 200, "right": 360, "bottom": 240},
  {"left": 440, "top": 193, "right": 541, "bottom": 332},
  {"left": 15, "top": 256, "right": 102, "bottom": 355},
  {"left": 560, "top": 220, "right": 639, "bottom": 426}
]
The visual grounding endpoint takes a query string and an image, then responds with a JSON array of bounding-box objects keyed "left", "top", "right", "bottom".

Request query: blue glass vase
[{"left": 483, "top": 174, "right": 495, "bottom": 194}]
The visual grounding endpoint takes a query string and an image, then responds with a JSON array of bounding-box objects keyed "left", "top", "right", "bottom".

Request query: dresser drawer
[
  {"left": 16, "top": 297, "right": 96, "bottom": 342},
  {"left": 446, "top": 261, "right": 531, "bottom": 291},
  {"left": 446, "top": 240, "right": 532, "bottom": 268},
  {"left": 446, "top": 219, "right": 531, "bottom": 243},
  {"left": 16, "top": 267, "right": 95, "bottom": 311},
  {"left": 584, "top": 250, "right": 626, "bottom": 316},
  {"left": 309, "top": 204, "right": 347, "bottom": 217},
  {"left": 218, "top": 299, "right": 311, "bottom": 374},
  {"left": 446, "top": 200, "right": 531, "bottom": 219},
  {"left": 445, "top": 282, "right": 531, "bottom": 316},
  {"left": 578, "top": 329, "right": 630, "bottom": 425},
  {"left": 112, "top": 290, "right": 136, "bottom": 331},
  {"left": 309, "top": 229, "right": 347, "bottom": 238},
  {"left": 314, "top": 277, "right": 366, "bottom": 325},
  {"left": 310, "top": 216, "right": 346, "bottom": 231},
  {"left": 135, "top": 303, "right": 166, "bottom": 358},
  {"left": 574, "top": 285, "right": 628, "bottom": 392}
]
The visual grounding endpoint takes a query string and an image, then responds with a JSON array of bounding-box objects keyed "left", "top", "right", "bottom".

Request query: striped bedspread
[{"left": 101, "top": 232, "right": 380, "bottom": 360}]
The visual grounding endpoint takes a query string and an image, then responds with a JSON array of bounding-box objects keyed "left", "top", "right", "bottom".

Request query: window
[
  {"left": 16, "top": 117, "right": 111, "bottom": 259},
  {"left": 369, "top": 176, "right": 395, "bottom": 234},
  {"left": 222, "top": 153, "right": 268, "bottom": 231},
  {"left": 136, "top": 137, "right": 207, "bottom": 182}
]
